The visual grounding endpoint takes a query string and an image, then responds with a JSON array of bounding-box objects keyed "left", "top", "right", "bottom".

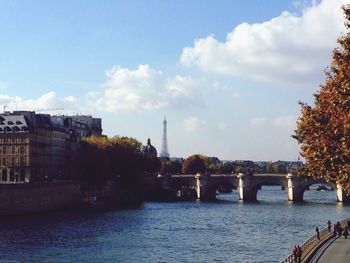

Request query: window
[
  {"left": 11, "top": 146, "right": 15, "bottom": 154},
  {"left": 20, "top": 146, "right": 25, "bottom": 154},
  {"left": 2, "top": 158, "right": 5, "bottom": 166},
  {"left": 2, "top": 169, "right": 7, "bottom": 181},
  {"left": 3, "top": 146, "right": 6, "bottom": 154},
  {"left": 20, "top": 169, "right": 25, "bottom": 181},
  {"left": 20, "top": 157, "right": 25, "bottom": 166},
  {"left": 9, "top": 169, "right": 14, "bottom": 181},
  {"left": 11, "top": 157, "right": 15, "bottom": 166}
]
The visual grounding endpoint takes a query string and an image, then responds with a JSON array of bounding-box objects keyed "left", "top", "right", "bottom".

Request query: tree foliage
[
  {"left": 182, "top": 154, "right": 208, "bottom": 174},
  {"left": 293, "top": 5, "right": 350, "bottom": 193},
  {"left": 78, "top": 136, "right": 160, "bottom": 186},
  {"left": 160, "top": 159, "right": 182, "bottom": 175}
]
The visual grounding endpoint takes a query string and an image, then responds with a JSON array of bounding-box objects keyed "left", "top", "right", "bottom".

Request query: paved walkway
[{"left": 317, "top": 237, "right": 350, "bottom": 263}]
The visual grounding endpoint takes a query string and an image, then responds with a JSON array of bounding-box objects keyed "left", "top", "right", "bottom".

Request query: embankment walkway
[
  {"left": 281, "top": 218, "right": 349, "bottom": 263},
  {"left": 316, "top": 236, "right": 350, "bottom": 263}
]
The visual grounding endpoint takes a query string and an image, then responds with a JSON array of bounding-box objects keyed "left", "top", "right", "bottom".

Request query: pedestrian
[
  {"left": 343, "top": 226, "right": 349, "bottom": 239},
  {"left": 293, "top": 245, "right": 297, "bottom": 262},
  {"left": 337, "top": 222, "right": 343, "bottom": 237},
  {"left": 328, "top": 220, "right": 331, "bottom": 232},
  {"left": 316, "top": 226, "right": 320, "bottom": 240},
  {"left": 296, "top": 245, "right": 302, "bottom": 263}
]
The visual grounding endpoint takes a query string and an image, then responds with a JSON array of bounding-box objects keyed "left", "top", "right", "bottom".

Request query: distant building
[
  {"left": 0, "top": 111, "right": 102, "bottom": 184},
  {"left": 208, "top": 157, "right": 221, "bottom": 166},
  {"left": 143, "top": 138, "right": 157, "bottom": 158},
  {"left": 170, "top": 157, "right": 184, "bottom": 164},
  {"left": 160, "top": 117, "right": 169, "bottom": 158}
]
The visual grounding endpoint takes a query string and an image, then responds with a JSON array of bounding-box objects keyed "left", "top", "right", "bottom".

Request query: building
[
  {"left": 160, "top": 117, "right": 169, "bottom": 158},
  {"left": 142, "top": 138, "right": 157, "bottom": 158},
  {"left": 0, "top": 111, "right": 102, "bottom": 184}
]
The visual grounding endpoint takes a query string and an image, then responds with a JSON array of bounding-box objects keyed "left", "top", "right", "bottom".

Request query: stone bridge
[{"left": 144, "top": 173, "right": 350, "bottom": 202}]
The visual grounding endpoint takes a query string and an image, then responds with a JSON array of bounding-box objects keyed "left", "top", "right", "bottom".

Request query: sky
[{"left": 0, "top": 0, "right": 348, "bottom": 161}]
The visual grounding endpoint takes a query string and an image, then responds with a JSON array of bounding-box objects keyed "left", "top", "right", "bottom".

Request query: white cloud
[
  {"left": 180, "top": 0, "right": 347, "bottom": 86},
  {"left": 183, "top": 116, "right": 206, "bottom": 132},
  {"left": 0, "top": 92, "right": 80, "bottom": 114},
  {"left": 250, "top": 117, "right": 268, "bottom": 126},
  {"left": 232, "top": 92, "right": 240, "bottom": 98},
  {"left": 218, "top": 122, "right": 227, "bottom": 131},
  {"left": 90, "top": 64, "right": 204, "bottom": 112},
  {"left": 273, "top": 115, "right": 297, "bottom": 128}
]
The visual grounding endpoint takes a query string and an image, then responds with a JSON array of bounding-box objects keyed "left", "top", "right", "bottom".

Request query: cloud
[
  {"left": 90, "top": 64, "right": 205, "bottom": 112},
  {"left": 183, "top": 116, "right": 206, "bottom": 132},
  {"left": 250, "top": 117, "right": 268, "bottom": 126},
  {"left": 180, "top": 0, "right": 347, "bottom": 87},
  {"left": 218, "top": 122, "right": 227, "bottom": 131},
  {"left": 0, "top": 92, "right": 80, "bottom": 114},
  {"left": 273, "top": 115, "right": 297, "bottom": 128}
]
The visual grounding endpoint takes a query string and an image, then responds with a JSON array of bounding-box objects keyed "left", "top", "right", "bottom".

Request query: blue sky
[{"left": 0, "top": 0, "right": 348, "bottom": 160}]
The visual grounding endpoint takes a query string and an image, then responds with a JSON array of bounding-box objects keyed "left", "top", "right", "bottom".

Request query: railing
[{"left": 280, "top": 217, "right": 349, "bottom": 263}]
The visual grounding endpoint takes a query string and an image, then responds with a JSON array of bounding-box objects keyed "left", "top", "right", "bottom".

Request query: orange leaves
[{"left": 294, "top": 5, "right": 350, "bottom": 192}]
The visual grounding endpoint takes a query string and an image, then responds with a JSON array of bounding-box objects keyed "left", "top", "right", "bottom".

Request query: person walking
[
  {"left": 343, "top": 226, "right": 349, "bottom": 239},
  {"left": 328, "top": 220, "right": 331, "bottom": 232},
  {"left": 293, "top": 245, "right": 298, "bottom": 262},
  {"left": 337, "top": 222, "right": 343, "bottom": 237},
  {"left": 333, "top": 223, "right": 338, "bottom": 238},
  {"left": 296, "top": 245, "right": 302, "bottom": 263},
  {"left": 316, "top": 226, "right": 320, "bottom": 240}
]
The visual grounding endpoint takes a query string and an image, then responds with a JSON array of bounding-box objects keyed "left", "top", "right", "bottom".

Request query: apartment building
[{"left": 0, "top": 111, "right": 102, "bottom": 184}]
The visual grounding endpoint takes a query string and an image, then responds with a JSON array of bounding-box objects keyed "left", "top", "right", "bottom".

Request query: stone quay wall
[{"left": 0, "top": 181, "right": 81, "bottom": 216}]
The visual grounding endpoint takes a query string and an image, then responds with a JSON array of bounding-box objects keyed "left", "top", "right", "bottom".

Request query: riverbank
[
  {"left": 0, "top": 181, "right": 81, "bottom": 215},
  {"left": 0, "top": 180, "right": 144, "bottom": 216}
]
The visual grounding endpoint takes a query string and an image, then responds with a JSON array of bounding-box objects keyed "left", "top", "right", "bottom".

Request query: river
[{"left": 0, "top": 186, "right": 349, "bottom": 263}]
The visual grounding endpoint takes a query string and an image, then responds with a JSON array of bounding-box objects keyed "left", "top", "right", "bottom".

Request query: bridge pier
[
  {"left": 194, "top": 173, "right": 216, "bottom": 201},
  {"left": 336, "top": 185, "right": 350, "bottom": 202},
  {"left": 286, "top": 173, "right": 303, "bottom": 202},
  {"left": 237, "top": 173, "right": 256, "bottom": 201}
]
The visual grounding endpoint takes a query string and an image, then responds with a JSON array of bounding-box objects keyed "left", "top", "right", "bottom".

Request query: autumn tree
[
  {"left": 78, "top": 136, "right": 158, "bottom": 186},
  {"left": 160, "top": 159, "right": 182, "bottom": 175},
  {"left": 182, "top": 154, "right": 208, "bottom": 174},
  {"left": 293, "top": 5, "right": 350, "bottom": 193}
]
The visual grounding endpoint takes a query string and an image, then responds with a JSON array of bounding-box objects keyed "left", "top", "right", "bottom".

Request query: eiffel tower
[{"left": 160, "top": 117, "right": 170, "bottom": 158}]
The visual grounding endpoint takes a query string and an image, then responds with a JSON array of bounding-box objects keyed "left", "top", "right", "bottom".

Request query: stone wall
[{"left": 0, "top": 181, "right": 81, "bottom": 215}]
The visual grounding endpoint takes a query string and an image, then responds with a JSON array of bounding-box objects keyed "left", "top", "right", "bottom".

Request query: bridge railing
[{"left": 280, "top": 217, "right": 349, "bottom": 263}]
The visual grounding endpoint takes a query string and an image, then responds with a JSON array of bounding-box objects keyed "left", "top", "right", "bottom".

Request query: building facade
[{"left": 0, "top": 111, "right": 102, "bottom": 184}]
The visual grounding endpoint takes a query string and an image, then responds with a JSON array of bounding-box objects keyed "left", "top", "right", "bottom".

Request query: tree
[
  {"left": 293, "top": 5, "right": 350, "bottom": 193},
  {"left": 213, "top": 161, "right": 236, "bottom": 174},
  {"left": 78, "top": 136, "right": 158, "bottom": 186},
  {"left": 160, "top": 159, "right": 182, "bottom": 175},
  {"left": 182, "top": 154, "right": 208, "bottom": 174}
]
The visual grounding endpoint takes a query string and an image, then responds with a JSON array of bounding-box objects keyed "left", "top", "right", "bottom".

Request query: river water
[{"left": 0, "top": 186, "right": 349, "bottom": 263}]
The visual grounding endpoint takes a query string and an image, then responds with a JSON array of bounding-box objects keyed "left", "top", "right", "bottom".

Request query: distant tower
[{"left": 160, "top": 117, "right": 170, "bottom": 158}]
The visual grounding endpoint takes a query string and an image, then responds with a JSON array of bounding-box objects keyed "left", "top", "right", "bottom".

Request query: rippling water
[{"left": 0, "top": 186, "right": 349, "bottom": 263}]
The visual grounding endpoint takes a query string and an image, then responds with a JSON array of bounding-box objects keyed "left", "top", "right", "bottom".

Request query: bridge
[{"left": 143, "top": 173, "right": 350, "bottom": 202}]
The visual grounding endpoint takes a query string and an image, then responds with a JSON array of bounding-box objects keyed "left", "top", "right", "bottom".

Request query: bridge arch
[
  {"left": 247, "top": 178, "right": 289, "bottom": 201},
  {"left": 203, "top": 181, "right": 237, "bottom": 200},
  {"left": 296, "top": 182, "right": 336, "bottom": 202}
]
